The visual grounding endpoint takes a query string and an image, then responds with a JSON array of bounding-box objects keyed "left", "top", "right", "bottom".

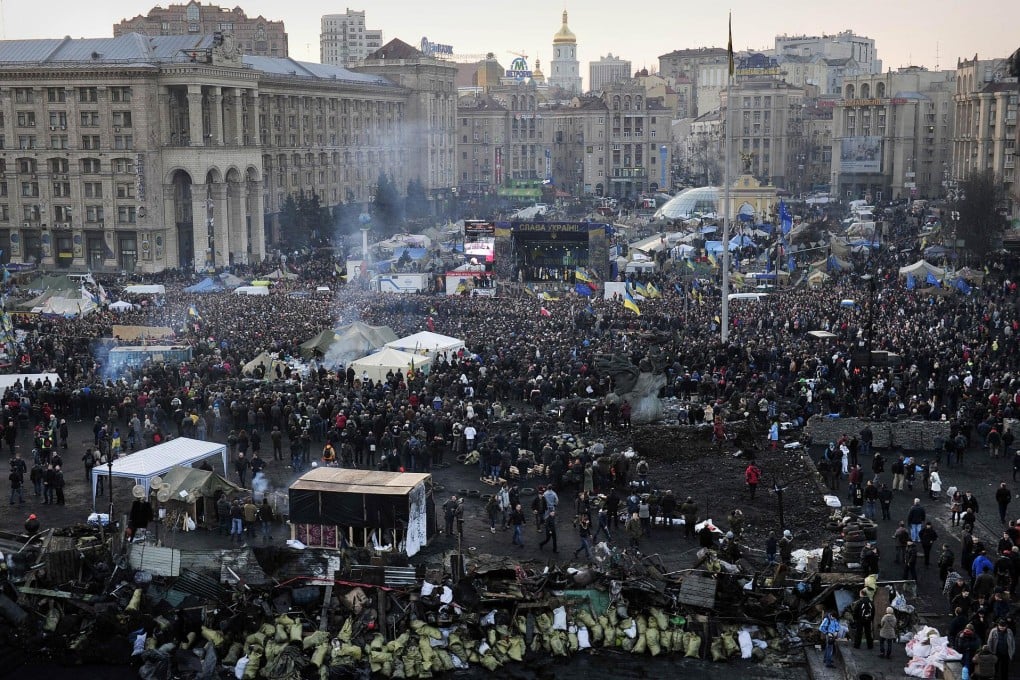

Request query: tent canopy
[
  {"left": 300, "top": 329, "right": 340, "bottom": 357},
  {"left": 350, "top": 347, "right": 432, "bottom": 383},
  {"left": 898, "top": 259, "right": 945, "bottom": 279},
  {"left": 386, "top": 331, "right": 465, "bottom": 358},
  {"left": 323, "top": 322, "right": 400, "bottom": 367},
  {"left": 159, "top": 465, "right": 241, "bottom": 501},
  {"left": 242, "top": 350, "right": 289, "bottom": 379},
  {"left": 90, "top": 437, "right": 228, "bottom": 506},
  {"left": 123, "top": 284, "right": 166, "bottom": 295},
  {"left": 265, "top": 268, "right": 298, "bottom": 280},
  {"left": 233, "top": 285, "right": 269, "bottom": 296},
  {"left": 108, "top": 300, "right": 135, "bottom": 312},
  {"left": 183, "top": 277, "right": 224, "bottom": 293}
]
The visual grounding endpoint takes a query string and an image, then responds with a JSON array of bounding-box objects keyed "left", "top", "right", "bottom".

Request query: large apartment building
[
  {"left": 114, "top": 2, "right": 287, "bottom": 57},
  {"left": 0, "top": 33, "right": 453, "bottom": 273},
  {"left": 320, "top": 9, "right": 384, "bottom": 69}
]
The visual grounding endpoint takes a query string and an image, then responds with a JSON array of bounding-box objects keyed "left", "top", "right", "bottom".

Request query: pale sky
[{"left": 2, "top": 0, "right": 1018, "bottom": 83}]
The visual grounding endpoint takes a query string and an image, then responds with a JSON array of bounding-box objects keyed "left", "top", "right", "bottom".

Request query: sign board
[
  {"left": 840, "top": 136, "right": 882, "bottom": 174},
  {"left": 420, "top": 37, "right": 453, "bottom": 57},
  {"left": 506, "top": 56, "right": 532, "bottom": 79}
]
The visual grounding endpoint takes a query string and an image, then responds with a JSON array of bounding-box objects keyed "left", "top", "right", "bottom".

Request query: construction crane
[{"left": 506, "top": 49, "right": 529, "bottom": 61}]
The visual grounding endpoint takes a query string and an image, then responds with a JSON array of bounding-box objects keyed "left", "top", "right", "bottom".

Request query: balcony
[{"left": 611, "top": 167, "right": 647, "bottom": 179}]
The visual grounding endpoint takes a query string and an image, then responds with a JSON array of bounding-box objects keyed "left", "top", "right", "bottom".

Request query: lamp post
[{"left": 107, "top": 456, "right": 114, "bottom": 523}]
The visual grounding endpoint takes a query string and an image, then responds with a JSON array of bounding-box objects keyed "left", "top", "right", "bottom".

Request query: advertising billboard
[{"left": 840, "top": 136, "right": 882, "bottom": 174}]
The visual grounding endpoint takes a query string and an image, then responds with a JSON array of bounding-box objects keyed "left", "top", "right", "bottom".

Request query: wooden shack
[{"left": 288, "top": 469, "right": 435, "bottom": 557}]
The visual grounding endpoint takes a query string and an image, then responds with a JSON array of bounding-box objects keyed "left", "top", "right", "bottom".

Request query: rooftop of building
[
  {"left": 659, "top": 47, "right": 728, "bottom": 59},
  {"left": 0, "top": 33, "right": 393, "bottom": 86}
]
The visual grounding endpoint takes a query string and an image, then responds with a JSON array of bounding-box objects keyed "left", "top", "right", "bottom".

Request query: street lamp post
[{"left": 107, "top": 456, "right": 115, "bottom": 530}]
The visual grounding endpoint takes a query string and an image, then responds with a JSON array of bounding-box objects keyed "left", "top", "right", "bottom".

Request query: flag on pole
[
  {"left": 574, "top": 267, "right": 592, "bottom": 284},
  {"left": 188, "top": 304, "right": 202, "bottom": 320},
  {"left": 646, "top": 282, "right": 661, "bottom": 299},
  {"left": 575, "top": 282, "right": 593, "bottom": 297},
  {"left": 674, "top": 283, "right": 684, "bottom": 295},
  {"left": 539, "top": 306, "right": 552, "bottom": 317},
  {"left": 954, "top": 277, "right": 972, "bottom": 295},
  {"left": 523, "top": 284, "right": 537, "bottom": 297},
  {"left": 622, "top": 290, "right": 641, "bottom": 315},
  {"left": 685, "top": 258, "right": 694, "bottom": 270},
  {"left": 633, "top": 281, "right": 648, "bottom": 297},
  {"left": 925, "top": 272, "right": 940, "bottom": 287},
  {"left": 707, "top": 253, "right": 718, "bottom": 268},
  {"left": 691, "top": 278, "right": 701, "bottom": 290},
  {"left": 727, "top": 13, "right": 734, "bottom": 77},
  {"left": 80, "top": 284, "right": 98, "bottom": 304},
  {"left": 97, "top": 282, "right": 109, "bottom": 304}
]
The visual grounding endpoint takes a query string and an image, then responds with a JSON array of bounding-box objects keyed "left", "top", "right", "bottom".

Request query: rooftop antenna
[{"left": 935, "top": 42, "right": 940, "bottom": 71}]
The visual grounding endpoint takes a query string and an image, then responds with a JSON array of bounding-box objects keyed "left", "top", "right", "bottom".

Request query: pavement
[{"left": 6, "top": 414, "right": 1020, "bottom": 678}]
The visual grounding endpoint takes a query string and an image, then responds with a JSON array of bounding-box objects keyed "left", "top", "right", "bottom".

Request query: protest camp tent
[
  {"left": 241, "top": 350, "right": 289, "bottom": 379},
  {"left": 157, "top": 465, "right": 242, "bottom": 528},
  {"left": 90, "top": 437, "right": 228, "bottom": 507},
  {"left": 300, "top": 329, "right": 340, "bottom": 357},
  {"left": 218, "top": 272, "right": 245, "bottom": 289},
  {"left": 349, "top": 347, "right": 432, "bottom": 384},
  {"left": 898, "top": 260, "right": 945, "bottom": 280},
  {"left": 233, "top": 285, "right": 269, "bottom": 296},
  {"left": 108, "top": 300, "right": 135, "bottom": 312},
  {"left": 183, "top": 277, "right": 223, "bottom": 293},
  {"left": 807, "top": 270, "right": 831, "bottom": 287},
  {"left": 956, "top": 266, "right": 985, "bottom": 283},
  {"left": 324, "top": 322, "right": 399, "bottom": 365},
  {"left": 123, "top": 284, "right": 166, "bottom": 295},
  {"left": 386, "top": 331, "right": 465, "bottom": 359},
  {"left": 265, "top": 268, "right": 299, "bottom": 280}
]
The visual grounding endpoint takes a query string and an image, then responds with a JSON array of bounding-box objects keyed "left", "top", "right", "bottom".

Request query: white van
[{"left": 727, "top": 292, "right": 768, "bottom": 302}]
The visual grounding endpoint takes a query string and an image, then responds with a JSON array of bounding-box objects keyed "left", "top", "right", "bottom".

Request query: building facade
[
  {"left": 952, "top": 56, "right": 1016, "bottom": 205},
  {"left": 774, "top": 31, "right": 881, "bottom": 76},
  {"left": 320, "top": 9, "right": 384, "bottom": 68},
  {"left": 658, "top": 47, "right": 729, "bottom": 118},
  {"left": 0, "top": 33, "right": 456, "bottom": 273},
  {"left": 455, "top": 80, "right": 671, "bottom": 200},
  {"left": 833, "top": 67, "right": 956, "bottom": 201},
  {"left": 114, "top": 2, "right": 287, "bottom": 57},
  {"left": 548, "top": 11, "right": 582, "bottom": 95},
  {"left": 589, "top": 54, "right": 632, "bottom": 93}
]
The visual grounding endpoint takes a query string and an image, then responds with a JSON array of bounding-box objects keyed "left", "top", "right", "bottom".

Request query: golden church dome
[{"left": 553, "top": 10, "right": 576, "bottom": 45}]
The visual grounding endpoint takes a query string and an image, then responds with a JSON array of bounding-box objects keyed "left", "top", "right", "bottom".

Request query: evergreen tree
[{"left": 955, "top": 169, "right": 1008, "bottom": 257}]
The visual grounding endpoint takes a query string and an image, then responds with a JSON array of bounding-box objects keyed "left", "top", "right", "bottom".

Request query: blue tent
[
  {"left": 183, "top": 277, "right": 223, "bottom": 293},
  {"left": 398, "top": 247, "right": 428, "bottom": 261},
  {"left": 704, "top": 240, "right": 741, "bottom": 254}
]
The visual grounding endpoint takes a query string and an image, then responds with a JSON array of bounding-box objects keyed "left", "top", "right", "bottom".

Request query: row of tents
[
  {"left": 242, "top": 324, "right": 466, "bottom": 383},
  {"left": 183, "top": 269, "right": 298, "bottom": 294}
]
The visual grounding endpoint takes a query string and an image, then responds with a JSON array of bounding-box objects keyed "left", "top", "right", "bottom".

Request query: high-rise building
[
  {"left": 320, "top": 9, "right": 383, "bottom": 68},
  {"left": 114, "top": 2, "right": 287, "bottom": 57},
  {"left": 833, "top": 67, "right": 956, "bottom": 201},
  {"left": 548, "top": 11, "right": 582, "bottom": 95},
  {"left": 589, "top": 54, "right": 632, "bottom": 93}
]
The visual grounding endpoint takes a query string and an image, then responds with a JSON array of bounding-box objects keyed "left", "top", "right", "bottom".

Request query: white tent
[
  {"left": 0, "top": 373, "right": 60, "bottom": 393},
  {"left": 350, "top": 347, "right": 433, "bottom": 383},
  {"left": 233, "top": 285, "right": 270, "bottom": 296},
  {"left": 108, "top": 300, "right": 134, "bottom": 312},
  {"left": 90, "top": 437, "right": 228, "bottom": 507},
  {"left": 265, "top": 267, "right": 299, "bottom": 280},
  {"left": 386, "top": 331, "right": 465, "bottom": 359},
  {"left": 898, "top": 259, "right": 945, "bottom": 280},
  {"left": 123, "top": 284, "right": 166, "bottom": 295}
]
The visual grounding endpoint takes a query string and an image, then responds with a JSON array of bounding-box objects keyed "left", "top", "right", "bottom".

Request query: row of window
[
  {"left": 3, "top": 157, "right": 135, "bottom": 174},
  {"left": 0, "top": 203, "right": 136, "bottom": 224},
  {"left": 0, "top": 134, "right": 134, "bottom": 150},
  {"left": 3, "top": 180, "right": 135, "bottom": 199},
  {"left": 3, "top": 111, "right": 132, "bottom": 129},
  {"left": 14, "top": 87, "right": 132, "bottom": 104}
]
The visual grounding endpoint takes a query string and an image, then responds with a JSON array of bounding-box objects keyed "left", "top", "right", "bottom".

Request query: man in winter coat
[
  {"left": 850, "top": 589, "right": 875, "bottom": 649},
  {"left": 744, "top": 462, "right": 762, "bottom": 499},
  {"left": 986, "top": 620, "right": 1015, "bottom": 680}
]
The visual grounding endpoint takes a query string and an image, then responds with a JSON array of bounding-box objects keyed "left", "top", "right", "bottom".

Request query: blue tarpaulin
[{"left": 183, "top": 277, "right": 223, "bottom": 293}]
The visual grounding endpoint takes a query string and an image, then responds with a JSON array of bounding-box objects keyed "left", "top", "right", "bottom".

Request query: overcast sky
[{"left": 2, "top": 0, "right": 1018, "bottom": 81}]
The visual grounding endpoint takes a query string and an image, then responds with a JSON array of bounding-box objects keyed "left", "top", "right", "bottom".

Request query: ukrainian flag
[
  {"left": 633, "top": 281, "right": 648, "bottom": 297},
  {"left": 523, "top": 284, "right": 537, "bottom": 297},
  {"left": 623, "top": 290, "right": 641, "bottom": 315},
  {"left": 188, "top": 304, "right": 202, "bottom": 321},
  {"left": 575, "top": 267, "right": 592, "bottom": 284},
  {"left": 685, "top": 258, "right": 695, "bottom": 270},
  {"left": 540, "top": 291, "right": 560, "bottom": 301},
  {"left": 707, "top": 253, "right": 718, "bottom": 268},
  {"left": 646, "top": 282, "right": 661, "bottom": 299}
]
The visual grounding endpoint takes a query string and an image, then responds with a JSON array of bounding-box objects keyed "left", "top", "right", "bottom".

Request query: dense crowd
[{"left": 2, "top": 203, "right": 1020, "bottom": 508}]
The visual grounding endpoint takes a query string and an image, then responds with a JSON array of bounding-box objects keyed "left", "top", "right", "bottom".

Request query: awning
[{"left": 90, "top": 437, "right": 228, "bottom": 507}]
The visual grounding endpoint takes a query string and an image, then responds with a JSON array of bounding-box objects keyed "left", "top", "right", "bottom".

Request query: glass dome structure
[{"left": 654, "top": 186, "right": 719, "bottom": 220}]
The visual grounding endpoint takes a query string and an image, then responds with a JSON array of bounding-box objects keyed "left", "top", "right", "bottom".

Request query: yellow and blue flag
[
  {"left": 623, "top": 290, "right": 641, "bottom": 315},
  {"left": 575, "top": 267, "right": 592, "bottom": 284},
  {"left": 188, "top": 304, "right": 202, "bottom": 320}
]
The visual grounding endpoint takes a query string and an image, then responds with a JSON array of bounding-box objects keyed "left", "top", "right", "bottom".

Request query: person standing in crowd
[
  {"left": 745, "top": 460, "right": 762, "bottom": 499},
  {"left": 539, "top": 510, "right": 558, "bottom": 553},
  {"left": 986, "top": 619, "right": 1014, "bottom": 680},
  {"left": 443, "top": 495, "right": 458, "bottom": 537},
  {"left": 995, "top": 482, "right": 1012, "bottom": 525},
  {"left": 907, "top": 498, "right": 926, "bottom": 541},
  {"left": 573, "top": 515, "right": 593, "bottom": 562},
  {"left": 509, "top": 503, "right": 526, "bottom": 548},
  {"left": 680, "top": 496, "right": 698, "bottom": 539},
  {"left": 819, "top": 610, "right": 841, "bottom": 668},
  {"left": 879, "top": 484, "right": 893, "bottom": 520},
  {"left": 229, "top": 499, "right": 244, "bottom": 544},
  {"left": 8, "top": 463, "right": 24, "bottom": 505},
  {"left": 259, "top": 498, "right": 274, "bottom": 543},
  {"left": 920, "top": 522, "right": 939, "bottom": 567},
  {"left": 850, "top": 589, "right": 875, "bottom": 650},
  {"left": 878, "top": 607, "right": 898, "bottom": 659},
  {"left": 234, "top": 452, "right": 250, "bottom": 488}
]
